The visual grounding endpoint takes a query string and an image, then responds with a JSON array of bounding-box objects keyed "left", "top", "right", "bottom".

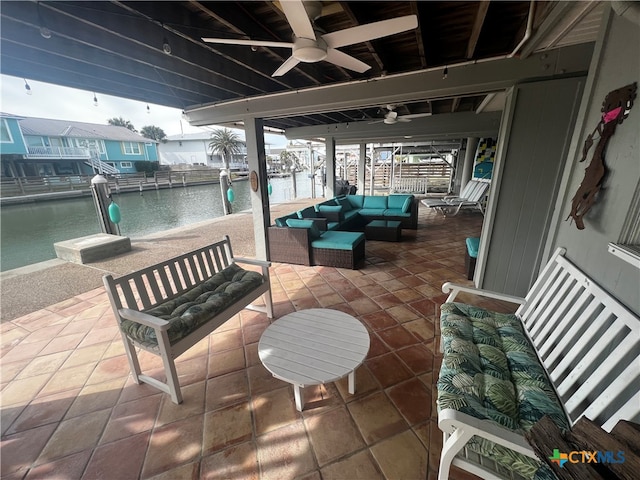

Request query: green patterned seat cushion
[
  {"left": 437, "top": 302, "right": 570, "bottom": 480},
  {"left": 120, "top": 263, "right": 264, "bottom": 348}
]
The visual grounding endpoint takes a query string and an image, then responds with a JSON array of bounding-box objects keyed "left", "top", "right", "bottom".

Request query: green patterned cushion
[
  {"left": 437, "top": 302, "right": 570, "bottom": 480},
  {"left": 120, "top": 264, "right": 264, "bottom": 348}
]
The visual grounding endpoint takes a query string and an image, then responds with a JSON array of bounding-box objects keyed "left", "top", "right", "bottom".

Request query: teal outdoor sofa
[{"left": 268, "top": 194, "right": 417, "bottom": 268}]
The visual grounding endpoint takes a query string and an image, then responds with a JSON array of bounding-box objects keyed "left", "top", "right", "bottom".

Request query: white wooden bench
[
  {"left": 437, "top": 247, "right": 640, "bottom": 480},
  {"left": 103, "top": 236, "right": 273, "bottom": 404}
]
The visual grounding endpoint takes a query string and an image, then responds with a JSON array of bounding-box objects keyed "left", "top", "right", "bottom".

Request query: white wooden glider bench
[
  {"left": 103, "top": 236, "right": 273, "bottom": 404},
  {"left": 436, "top": 247, "right": 640, "bottom": 480}
]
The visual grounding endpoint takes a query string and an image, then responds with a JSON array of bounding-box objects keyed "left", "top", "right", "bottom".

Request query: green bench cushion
[
  {"left": 120, "top": 264, "right": 264, "bottom": 348},
  {"left": 437, "top": 302, "right": 569, "bottom": 480},
  {"left": 311, "top": 231, "right": 364, "bottom": 250}
]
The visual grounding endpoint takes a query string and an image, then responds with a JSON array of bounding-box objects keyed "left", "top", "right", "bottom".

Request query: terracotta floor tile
[
  {"left": 61, "top": 343, "right": 109, "bottom": 369},
  {"left": 155, "top": 381, "right": 205, "bottom": 427},
  {"left": 38, "top": 332, "right": 86, "bottom": 356},
  {"left": 141, "top": 415, "right": 204, "bottom": 478},
  {"left": 366, "top": 353, "right": 413, "bottom": 388},
  {"left": 23, "top": 449, "right": 92, "bottom": 480},
  {"left": 83, "top": 431, "right": 150, "bottom": 480},
  {"left": 404, "top": 317, "right": 436, "bottom": 342},
  {"left": 349, "top": 297, "right": 381, "bottom": 316},
  {"left": 206, "top": 370, "right": 249, "bottom": 411},
  {"left": 396, "top": 344, "right": 434, "bottom": 375},
  {"left": 377, "top": 325, "right": 419, "bottom": 349},
  {"left": 209, "top": 328, "right": 244, "bottom": 353},
  {"left": 0, "top": 423, "right": 57, "bottom": 477},
  {"left": 347, "top": 391, "right": 407, "bottom": 445},
  {"left": 243, "top": 322, "right": 268, "bottom": 345},
  {"left": 386, "top": 304, "right": 420, "bottom": 323},
  {"left": 334, "top": 365, "right": 379, "bottom": 402},
  {"left": 145, "top": 461, "right": 200, "bottom": 480},
  {"left": 200, "top": 441, "right": 259, "bottom": 480},
  {"left": 252, "top": 386, "right": 299, "bottom": 435},
  {"left": 64, "top": 378, "right": 125, "bottom": 419},
  {"left": 9, "top": 388, "right": 79, "bottom": 435},
  {"left": 15, "top": 351, "right": 70, "bottom": 380},
  {"left": 369, "top": 430, "right": 428, "bottom": 480},
  {"left": 387, "top": 378, "right": 432, "bottom": 425},
  {"left": 37, "top": 408, "right": 111, "bottom": 466},
  {"left": 1, "top": 339, "right": 50, "bottom": 364},
  {"left": 207, "top": 346, "right": 245, "bottom": 378},
  {"left": 100, "top": 393, "right": 163, "bottom": 444},
  {"left": 203, "top": 402, "right": 253, "bottom": 454},
  {"left": 255, "top": 421, "right": 316, "bottom": 480},
  {"left": 2, "top": 373, "right": 52, "bottom": 406},
  {"left": 359, "top": 284, "right": 389, "bottom": 297},
  {"left": 247, "top": 364, "right": 286, "bottom": 395},
  {"left": 320, "top": 450, "right": 384, "bottom": 480},
  {"left": 304, "top": 406, "right": 365, "bottom": 466},
  {"left": 360, "top": 311, "right": 398, "bottom": 331}
]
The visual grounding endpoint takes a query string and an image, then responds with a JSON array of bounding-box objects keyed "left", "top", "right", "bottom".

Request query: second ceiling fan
[
  {"left": 370, "top": 105, "right": 432, "bottom": 125},
  {"left": 202, "top": 0, "right": 417, "bottom": 77}
]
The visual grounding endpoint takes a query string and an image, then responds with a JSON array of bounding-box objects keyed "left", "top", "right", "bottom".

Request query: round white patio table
[{"left": 258, "top": 308, "right": 370, "bottom": 411}]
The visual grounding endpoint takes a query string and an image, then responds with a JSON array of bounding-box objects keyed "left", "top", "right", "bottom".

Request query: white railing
[
  {"left": 85, "top": 157, "right": 119, "bottom": 174},
  {"left": 26, "top": 146, "right": 90, "bottom": 159}
]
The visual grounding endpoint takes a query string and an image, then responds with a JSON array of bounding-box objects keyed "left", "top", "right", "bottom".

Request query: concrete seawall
[{"left": 0, "top": 198, "right": 319, "bottom": 322}]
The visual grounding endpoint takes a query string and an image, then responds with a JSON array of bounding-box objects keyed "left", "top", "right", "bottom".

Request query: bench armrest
[
  {"left": 439, "top": 408, "right": 537, "bottom": 458},
  {"left": 233, "top": 257, "right": 271, "bottom": 268},
  {"left": 442, "top": 282, "right": 526, "bottom": 305},
  {"left": 119, "top": 308, "right": 170, "bottom": 330}
]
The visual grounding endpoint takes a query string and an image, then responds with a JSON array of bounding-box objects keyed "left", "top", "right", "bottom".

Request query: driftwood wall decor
[{"left": 567, "top": 82, "right": 637, "bottom": 230}]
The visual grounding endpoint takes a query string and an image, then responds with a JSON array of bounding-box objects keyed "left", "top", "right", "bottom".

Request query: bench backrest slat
[
  {"left": 104, "top": 237, "right": 235, "bottom": 312},
  {"left": 514, "top": 248, "right": 640, "bottom": 430}
]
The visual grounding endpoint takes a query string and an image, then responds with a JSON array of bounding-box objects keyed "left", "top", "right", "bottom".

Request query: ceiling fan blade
[
  {"left": 397, "top": 118, "right": 412, "bottom": 123},
  {"left": 401, "top": 113, "right": 433, "bottom": 119},
  {"left": 280, "top": 0, "right": 316, "bottom": 39},
  {"left": 272, "top": 56, "right": 301, "bottom": 76},
  {"left": 325, "top": 48, "right": 370, "bottom": 73},
  {"left": 368, "top": 119, "right": 385, "bottom": 124},
  {"left": 202, "top": 38, "right": 293, "bottom": 49},
  {"left": 322, "top": 15, "right": 418, "bottom": 49}
]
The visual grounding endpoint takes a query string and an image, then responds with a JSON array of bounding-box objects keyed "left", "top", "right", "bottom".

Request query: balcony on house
[{"left": 25, "top": 146, "right": 91, "bottom": 160}]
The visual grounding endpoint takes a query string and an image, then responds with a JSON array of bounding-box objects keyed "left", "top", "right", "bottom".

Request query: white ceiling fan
[
  {"left": 202, "top": 0, "right": 417, "bottom": 77},
  {"left": 370, "top": 105, "right": 432, "bottom": 125}
]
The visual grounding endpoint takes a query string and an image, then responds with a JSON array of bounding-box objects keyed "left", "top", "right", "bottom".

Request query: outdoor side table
[
  {"left": 258, "top": 308, "right": 370, "bottom": 411},
  {"left": 365, "top": 219, "right": 402, "bottom": 241}
]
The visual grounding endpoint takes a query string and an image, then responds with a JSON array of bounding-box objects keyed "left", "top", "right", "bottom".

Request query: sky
[{"left": 1, "top": 74, "right": 224, "bottom": 138}]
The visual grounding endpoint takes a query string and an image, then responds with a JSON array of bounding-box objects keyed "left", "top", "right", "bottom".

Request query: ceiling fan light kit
[{"left": 201, "top": 0, "right": 418, "bottom": 77}]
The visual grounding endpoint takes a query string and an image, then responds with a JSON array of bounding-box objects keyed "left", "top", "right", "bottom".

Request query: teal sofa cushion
[
  {"left": 317, "top": 204, "right": 342, "bottom": 214},
  {"left": 286, "top": 219, "right": 321, "bottom": 239},
  {"left": 312, "top": 231, "right": 364, "bottom": 250},
  {"left": 297, "top": 206, "right": 319, "bottom": 219},
  {"left": 274, "top": 213, "right": 299, "bottom": 227},
  {"left": 363, "top": 196, "right": 388, "bottom": 209},
  {"left": 343, "top": 210, "right": 360, "bottom": 221},
  {"left": 346, "top": 195, "right": 365, "bottom": 209},
  {"left": 358, "top": 208, "right": 386, "bottom": 216},
  {"left": 387, "top": 194, "right": 410, "bottom": 209},
  {"left": 466, "top": 237, "right": 480, "bottom": 258},
  {"left": 327, "top": 222, "right": 340, "bottom": 230},
  {"left": 402, "top": 196, "right": 413, "bottom": 213},
  {"left": 383, "top": 209, "right": 411, "bottom": 217},
  {"left": 336, "top": 197, "right": 353, "bottom": 212},
  {"left": 122, "top": 264, "right": 264, "bottom": 348}
]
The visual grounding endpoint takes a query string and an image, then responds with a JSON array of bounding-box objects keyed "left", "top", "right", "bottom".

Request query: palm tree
[
  {"left": 208, "top": 128, "right": 243, "bottom": 171},
  {"left": 140, "top": 125, "right": 167, "bottom": 143},
  {"left": 107, "top": 117, "right": 136, "bottom": 132}
]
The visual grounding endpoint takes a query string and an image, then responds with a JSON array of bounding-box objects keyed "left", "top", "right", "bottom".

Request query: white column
[
  {"left": 358, "top": 143, "right": 367, "bottom": 193},
  {"left": 325, "top": 136, "right": 336, "bottom": 198},
  {"left": 460, "top": 137, "right": 479, "bottom": 194},
  {"left": 244, "top": 117, "right": 270, "bottom": 260}
]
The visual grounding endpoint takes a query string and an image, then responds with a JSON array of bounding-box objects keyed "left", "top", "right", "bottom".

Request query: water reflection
[{"left": 1, "top": 174, "right": 312, "bottom": 271}]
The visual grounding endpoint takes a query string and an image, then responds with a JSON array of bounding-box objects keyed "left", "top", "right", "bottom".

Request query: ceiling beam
[
  {"left": 185, "top": 43, "right": 593, "bottom": 125},
  {"left": 466, "top": 2, "right": 490, "bottom": 59},
  {"left": 284, "top": 111, "right": 502, "bottom": 144}
]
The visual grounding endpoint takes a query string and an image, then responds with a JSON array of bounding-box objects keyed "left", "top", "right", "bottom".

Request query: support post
[
  {"left": 325, "top": 136, "right": 336, "bottom": 198},
  {"left": 244, "top": 117, "right": 270, "bottom": 260},
  {"left": 91, "top": 174, "right": 119, "bottom": 235},
  {"left": 290, "top": 166, "right": 297, "bottom": 199},
  {"left": 358, "top": 143, "right": 366, "bottom": 193},
  {"left": 460, "top": 137, "right": 479, "bottom": 194},
  {"left": 220, "top": 169, "right": 232, "bottom": 215}
]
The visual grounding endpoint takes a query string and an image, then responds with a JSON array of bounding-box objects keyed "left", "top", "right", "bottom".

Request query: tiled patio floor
[{"left": 1, "top": 209, "right": 514, "bottom": 479}]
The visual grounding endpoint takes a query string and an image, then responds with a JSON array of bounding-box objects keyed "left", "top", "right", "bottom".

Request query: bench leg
[
  {"left": 439, "top": 428, "right": 473, "bottom": 480},
  {"left": 157, "top": 331, "right": 183, "bottom": 404},
  {"left": 120, "top": 332, "right": 142, "bottom": 384},
  {"left": 264, "top": 290, "right": 274, "bottom": 319}
]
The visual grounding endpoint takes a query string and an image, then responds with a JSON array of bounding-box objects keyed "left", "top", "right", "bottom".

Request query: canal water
[{"left": 1, "top": 174, "right": 315, "bottom": 272}]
